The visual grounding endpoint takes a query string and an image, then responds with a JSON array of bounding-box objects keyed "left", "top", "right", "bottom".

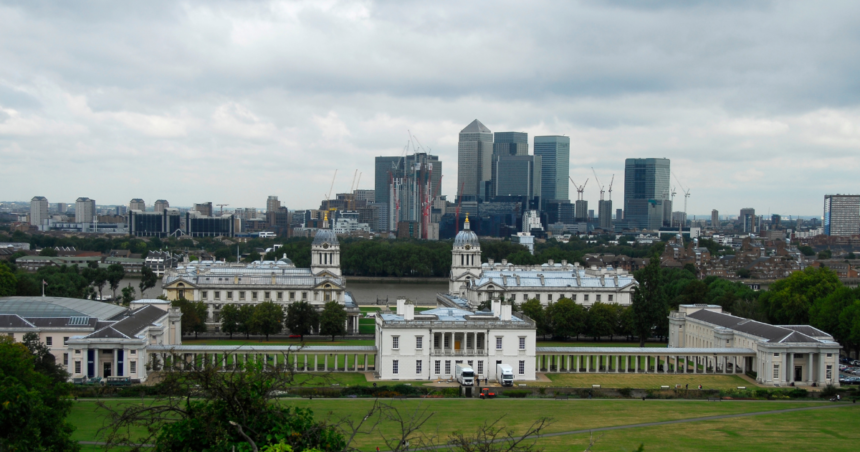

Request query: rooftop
[{"left": 0, "top": 297, "right": 127, "bottom": 320}]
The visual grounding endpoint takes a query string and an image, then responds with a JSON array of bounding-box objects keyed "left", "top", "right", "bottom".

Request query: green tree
[
  {"left": 839, "top": 301, "right": 860, "bottom": 358},
  {"left": 0, "top": 262, "right": 16, "bottom": 296},
  {"left": 631, "top": 254, "right": 668, "bottom": 346},
  {"left": 759, "top": 266, "right": 841, "bottom": 325},
  {"left": 546, "top": 298, "right": 585, "bottom": 340},
  {"left": 121, "top": 284, "right": 136, "bottom": 306},
  {"left": 38, "top": 247, "right": 58, "bottom": 257},
  {"left": 172, "top": 297, "right": 208, "bottom": 338},
  {"left": 253, "top": 301, "right": 285, "bottom": 341},
  {"left": 586, "top": 302, "right": 616, "bottom": 341},
  {"left": 106, "top": 263, "right": 126, "bottom": 300},
  {"left": 238, "top": 304, "right": 257, "bottom": 339},
  {"left": 285, "top": 301, "right": 320, "bottom": 340},
  {"left": 818, "top": 249, "right": 832, "bottom": 259},
  {"left": 521, "top": 299, "right": 550, "bottom": 339},
  {"left": 735, "top": 268, "right": 751, "bottom": 279},
  {"left": 220, "top": 304, "right": 241, "bottom": 339},
  {"left": 91, "top": 267, "right": 108, "bottom": 300},
  {"left": 0, "top": 336, "right": 79, "bottom": 452},
  {"left": 615, "top": 305, "right": 636, "bottom": 341},
  {"left": 798, "top": 245, "right": 815, "bottom": 256},
  {"left": 139, "top": 266, "right": 159, "bottom": 297},
  {"left": 319, "top": 301, "right": 348, "bottom": 341}
]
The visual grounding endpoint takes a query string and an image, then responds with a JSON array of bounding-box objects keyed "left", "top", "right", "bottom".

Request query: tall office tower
[
  {"left": 711, "top": 209, "right": 719, "bottom": 229},
  {"left": 598, "top": 199, "right": 613, "bottom": 229},
  {"left": 616, "top": 208, "right": 623, "bottom": 220},
  {"left": 75, "top": 197, "right": 96, "bottom": 223},
  {"left": 154, "top": 200, "right": 169, "bottom": 213},
  {"left": 388, "top": 153, "right": 442, "bottom": 234},
  {"left": 662, "top": 200, "right": 673, "bottom": 228},
  {"left": 739, "top": 207, "right": 756, "bottom": 233},
  {"left": 824, "top": 195, "right": 860, "bottom": 236},
  {"left": 56, "top": 202, "right": 67, "bottom": 214},
  {"left": 354, "top": 189, "right": 375, "bottom": 204},
  {"left": 534, "top": 136, "right": 571, "bottom": 205},
  {"left": 492, "top": 155, "right": 541, "bottom": 202},
  {"left": 374, "top": 156, "right": 401, "bottom": 207},
  {"left": 457, "top": 119, "right": 493, "bottom": 202},
  {"left": 575, "top": 200, "right": 588, "bottom": 222},
  {"left": 493, "top": 132, "right": 528, "bottom": 157},
  {"left": 30, "top": 196, "right": 48, "bottom": 226},
  {"left": 194, "top": 202, "right": 213, "bottom": 217},
  {"left": 129, "top": 198, "right": 146, "bottom": 211},
  {"left": 623, "top": 158, "right": 670, "bottom": 230},
  {"left": 267, "top": 196, "right": 281, "bottom": 212}
]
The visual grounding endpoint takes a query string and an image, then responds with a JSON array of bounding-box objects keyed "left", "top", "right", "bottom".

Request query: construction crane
[
  {"left": 216, "top": 204, "right": 229, "bottom": 215},
  {"left": 325, "top": 169, "right": 338, "bottom": 202},
  {"left": 673, "top": 173, "right": 690, "bottom": 234},
  {"left": 591, "top": 167, "right": 605, "bottom": 201},
  {"left": 569, "top": 177, "right": 588, "bottom": 201},
  {"left": 607, "top": 175, "right": 615, "bottom": 200}
]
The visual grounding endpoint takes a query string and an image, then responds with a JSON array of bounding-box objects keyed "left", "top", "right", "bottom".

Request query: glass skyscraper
[
  {"left": 623, "top": 158, "right": 670, "bottom": 230},
  {"left": 493, "top": 132, "right": 528, "bottom": 157},
  {"left": 533, "top": 136, "right": 570, "bottom": 204},
  {"left": 457, "top": 119, "right": 494, "bottom": 202}
]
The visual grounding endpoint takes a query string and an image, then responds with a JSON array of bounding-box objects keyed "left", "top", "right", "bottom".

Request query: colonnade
[
  {"left": 534, "top": 353, "right": 750, "bottom": 375},
  {"left": 151, "top": 352, "right": 378, "bottom": 372}
]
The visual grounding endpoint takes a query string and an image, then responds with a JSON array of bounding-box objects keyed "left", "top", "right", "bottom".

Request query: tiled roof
[
  {"left": 86, "top": 326, "right": 131, "bottom": 339},
  {"left": 686, "top": 309, "right": 822, "bottom": 343},
  {"left": 0, "top": 314, "right": 35, "bottom": 328},
  {"left": 109, "top": 306, "right": 169, "bottom": 337}
]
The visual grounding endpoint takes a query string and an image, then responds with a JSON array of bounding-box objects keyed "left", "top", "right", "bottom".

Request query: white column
[
  {"left": 808, "top": 354, "right": 814, "bottom": 384},
  {"left": 615, "top": 355, "right": 619, "bottom": 373},
  {"left": 787, "top": 353, "right": 793, "bottom": 383},
  {"left": 635, "top": 355, "right": 639, "bottom": 373},
  {"left": 354, "top": 354, "right": 358, "bottom": 371},
  {"left": 586, "top": 355, "right": 590, "bottom": 372},
  {"left": 324, "top": 355, "right": 328, "bottom": 371}
]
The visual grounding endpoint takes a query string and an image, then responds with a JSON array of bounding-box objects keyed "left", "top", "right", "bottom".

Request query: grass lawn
[
  {"left": 543, "top": 373, "right": 752, "bottom": 390},
  {"left": 70, "top": 399, "right": 849, "bottom": 451}
]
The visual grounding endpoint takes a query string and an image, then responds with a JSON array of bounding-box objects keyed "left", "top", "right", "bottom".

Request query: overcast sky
[{"left": 2, "top": 1, "right": 859, "bottom": 217}]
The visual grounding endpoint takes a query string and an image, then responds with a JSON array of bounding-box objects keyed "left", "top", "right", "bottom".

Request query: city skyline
[{"left": 2, "top": 2, "right": 860, "bottom": 215}]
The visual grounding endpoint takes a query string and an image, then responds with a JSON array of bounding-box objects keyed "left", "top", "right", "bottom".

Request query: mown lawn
[{"left": 71, "top": 399, "right": 849, "bottom": 451}]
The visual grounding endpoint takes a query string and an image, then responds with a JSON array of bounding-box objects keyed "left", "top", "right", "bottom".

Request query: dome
[
  {"left": 313, "top": 228, "right": 339, "bottom": 247},
  {"left": 453, "top": 216, "right": 480, "bottom": 248}
]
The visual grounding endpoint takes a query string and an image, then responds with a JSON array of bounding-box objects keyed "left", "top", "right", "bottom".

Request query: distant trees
[
  {"left": 631, "top": 254, "right": 668, "bottom": 346},
  {"left": 238, "top": 304, "right": 256, "bottom": 339},
  {"left": 319, "top": 301, "right": 348, "bottom": 341},
  {"left": 172, "top": 297, "right": 208, "bottom": 338},
  {"left": 106, "top": 263, "right": 125, "bottom": 300},
  {"left": 546, "top": 298, "right": 585, "bottom": 340},
  {"left": 220, "top": 304, "right": 240, "bottom": 339},
  {"left": 586, "top": 302, "right": 616, "bottom": 341},
  {"left": 38, "top": 247, "right": 58, "bottom": 257},
  {"left": 285, "top": 301, "right": 320, "bottom": 340},
  {"left": 253, "top": 301, "right": 285, "bottom": 341},
  {"left": 759, "top": 266, "right": 841, "bottom": 325},
  {"left": 0, "top": 262, "right": 16, "bottom": 297},
  {"left": 120, "top": 285, "right": 136, "bottom": 306},
  {"left": 139, "top": 266, "right": 158, "bottom": 297}
]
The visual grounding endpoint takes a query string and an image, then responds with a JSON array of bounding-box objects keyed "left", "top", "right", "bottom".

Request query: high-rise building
[
  {"left": 616, "top": 208, "right": 623, "bottom": 220},
  {"left": 623, "top": 158, "right": 670, "bottom": 230},
  {"left": 575, "top": 200, "right": 588, "bottom": 222},
  {"left": 154, "top": 200, "right": 169, "bottom": 213},
  {"left": 457, "top": 119, "right": 494, "bottom": 202},
  {"left": 129, "top": 198, "right": 146, "bottom": 211},
  {"left": 194, "top": 202, "right": 213, "bottom": 217},
  {"left": 493, "top": 132, "right": 528, "bottom": 157},
  {"left": 354, "top": 189, "right": 375, "bottom": 204},
  {"left": 824, "top": 195, "right": 860, "bottom": 236},
  {"left": 75, "top": 197, "right": 96, "bottom": 223},
  {"left": 30, "top": 196, "right": 48, "bottom": 227},
  {"left": 534, "top": 136, "right": 571, "bottom": 205},
  {"left": 129, "top": 209, "right": 181, "bottom": 237},
  {"left": 388, "top": 153, "right": 442, "bottom": 234},
  {"left": 598, "top": 200, "right": 613, "bottom": 230},
  {"left": 492, "top": 155, "right": 541, "bottom": 202},
  {"left": 184, "top": 212, "right": 235, "bottom": 237},
  {"left": 56, "top": 202, "right": 67, "bottom": 214},
  {"left": 711, "top": 209, "right": 719, "bottom": 229},
  {"left": 267, "top": 196, "right": 281, "bottom": 213},
  {"left": 374, "top": 156, "right": 402, "bottom": 208},
  {"left": 739, "top": 208, "right": 756, "bottom": 233}
]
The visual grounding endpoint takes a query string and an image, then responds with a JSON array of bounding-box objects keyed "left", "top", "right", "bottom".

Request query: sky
[{"left": 2, "top": 0, "right": 859, "bottom": 217}]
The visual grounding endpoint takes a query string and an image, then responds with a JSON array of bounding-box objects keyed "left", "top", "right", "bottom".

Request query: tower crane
[
  {"left": 591, "top": 167, "right": 605, "bottom": 200},
  {"left": 607, "top": 175, "right": 614, "bottom": 200},
  {"left": 217, "top": 204, "right": 229, "bottom": 215},
  {"left": 325, "top": 169, "right": 338, "bottom": 204},
  {"left": 569, "top": 177, "right": 588, "bottom": 201},
  {"left": 673, "top": 173, "right": 690, "bottom": 234}
]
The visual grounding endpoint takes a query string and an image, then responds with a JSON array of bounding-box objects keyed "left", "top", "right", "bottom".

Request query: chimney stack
[
  {"left": 492, "top": 298, "right": 502, "bottom": 316},
  {"left": 396, "top": 298, "right": 406, "bottom": 315},
  {"left": 404, "top": 300, "right": 415, "bottom": 321},
  {"left": 500, "top": 300, "right": 512, "bottom": 321}
]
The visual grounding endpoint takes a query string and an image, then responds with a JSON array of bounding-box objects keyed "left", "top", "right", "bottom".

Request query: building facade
[
  {"left": 492, "top": 155, "right": 541, "bottom": 203},
  {"left": 457, "top": 119, "right": 494, "bottom": 202},
  {"left": 129, "top": 208, "right": 181, "bottom": 237},
  {"left": 824, "top": 194, "right": 860, "bottom": 236},
  {"left": 598, "top": 199, "right": 612, "bottom": 230},
  {"left": 669, "top": 304, "right": 840, "bottom": 387},
  {"left": 30, "top": 196, "right": 49, "bottom": 227},
  {"left": 75, "top": 197, "right": 96, "bottom": 223},
  {"left": 533, "top": 136, "right": 570, "bottom": 204},
  {"left": 129, "top": 198, "right": 146, "bottom": 211},
  {"left": 623, "top": 158, "right": 670, "bottom": 230},
  {"left": 154, "top": 200, "right": 169, "bottom": 213}
]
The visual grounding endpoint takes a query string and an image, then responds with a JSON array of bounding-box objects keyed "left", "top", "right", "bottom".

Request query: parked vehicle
[
  {"left": 455, "top": 364, "right": 475, "bottom": 386},
  {"left": 496, "top": 364, "right": 514, "bottom": 387},
  {"left": 479, "top": 387, "right": 497, "bottom": 398}
]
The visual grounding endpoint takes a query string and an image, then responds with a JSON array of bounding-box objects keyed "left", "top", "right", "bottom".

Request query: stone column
[
  {"left": 635, "top": 355, "right": 639, "bottom": 373},
  {"left": 787, "top": 353, "right": 793, "bottom": 384},
  {"left": 808, "top": 354, "right": 814, "bottom": 385},
  {"left": 354, "top": 354, "right": 358, "bottom": 371},
  {"left": 615, "top": 355, "right": 619, "bottom": 373},
  {"left": 585, "top": 355, "right": 590, "bottom": 372}
]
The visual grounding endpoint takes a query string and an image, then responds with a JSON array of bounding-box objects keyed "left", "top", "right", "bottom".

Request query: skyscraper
[
  {"left": 711, "top": 209, "right": 719, "bottom": 229},
  {"left": 623, "top": 158, "right": 670, "bottom": 230},
  {"left": 267, "top": 196, "right": 281, "bottom": 212},
  {"left": 493, "top": 132, "right": 528, "bottom": 157},
  {"left": 739, "top": 208, "right": 756, "bottom": 233},
  {"left": 129, "top": 198, "right": 146, "bottom": 211},
  {"left": 75, "top": 197, "right": 96, "bottom": 223},
  {"left": 575, "top": 200, "right": 588, "bottom": 222},
  {"left": 374, "top": 156, "right": 401, "bottom": 207},
  {"left": 534, "top": 136, "right": 571, "bottom": 205},
  {"left": 616, "top": 208, "right": 623, "bottom": 220},
  {"left": 30, "top": 196, "right": 48, "bottom": 227},
  {"left": 457, "top": 119, "right": 493, "bottom": 202},
  {"left": 824, "top": 195, "right": 860, "bottom": 236},
  {"left": 154, "top": 200, "right": 169, "bottom": 213},
  {"left": 598, "top": 199, "right": 613, "bottom": 230},
  {"left": 194, "top": 202, "right": 213, "bottom": 217},
  {"left": 492, "top": 155, "right": 541, "bottom": 202}
]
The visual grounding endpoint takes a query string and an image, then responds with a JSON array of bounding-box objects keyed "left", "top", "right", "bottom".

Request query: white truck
[
  {"left": 496, "top": 364, "right": 514, "bottom": 386},
  {"left": 455, "top": 364, "right": 475, "bottom": 386}
]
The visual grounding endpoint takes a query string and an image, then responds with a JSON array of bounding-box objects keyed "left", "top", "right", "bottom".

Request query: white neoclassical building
[
  {"left": 446, "top": 217, "right": 637, "bottom": 309},
  {"left": 375, "top": 298, "right": 536, "bottom": 382},
  {"left": 161, "top": 227, "right": 361, "bottom": 334},
  {"left": 0, "top": 297, "right": 182, "bottom": 382},
  {"left": 669, "top": 304, "right": 841, "bottom": 387}
]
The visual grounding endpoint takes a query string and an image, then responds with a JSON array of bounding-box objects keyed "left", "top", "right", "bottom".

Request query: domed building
[{"left": 162, "top": 224, "right": 360, "bottom": 334}]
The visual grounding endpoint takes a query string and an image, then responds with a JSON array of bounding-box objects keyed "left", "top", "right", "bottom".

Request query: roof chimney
[
  {"left": 492, "top": 298, "right": 502, "bottom": 316},
  {"left": 500, "top": 300, "right": 512, "bottom": 321},
  {"left": 404, "top": 300, "right": 415, "bottom": 321},
  {"left": 396, "top": 298, "right": 406, "bottom": 315}
]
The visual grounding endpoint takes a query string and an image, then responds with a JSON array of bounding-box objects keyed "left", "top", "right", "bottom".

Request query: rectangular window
[
  {"left": 596, "top": 294, "right": 601, "bottom": 302},
  {"left": 477, "top": 361, "right": 483, "bottom": 374},
  {"left": 608, "top": 294, "right": 613, "bottom": 302},
  {"left": 416, "top": 360, "right": 422, "bottom": 374},
  {"left": 302, "top": 292, "right": 308, "bottom": 300},
  {"left": 75, "top": 349, "right": 81, "bottom": 354},
  {"left": 584, "top": 295, "right": 589, "bottom": 302},
  {"left": 416, "top": 336, "right": 423, "bottom": 349},
  {"left": 827, "top": 353, "right": 833, "bottom": 358},
  {"left": 392, "top": 336, "right": 399, "bottom": 349},
  {"left": 130, "top": 361, "right": 137, "bottom": 374},
  {"left": 253, "top": 292, "right": 258, "bottom": 300},
  {"left": 536, "top": 294, "right": 540, "bottom": 301},
  {"left": 826, "top": 365, "right": 832, "bottom": 380},
  {"left": 214, "top": 291, "right": 220, "bottom": 300},
  {"left": 63, "top": 337, "right": 69, "bottom": 345},
  {"left": 572, "top": 294, "right": 577, "bottom": 301},
  {"left": 468, "top": 360, "right": 473, "bottom": 367},
  {"left": 202, "top": 291, "right": 208, "bottom": 299},
  {"left": 518, "top": 360, "right": 525, "bottom": 375},
  {"left": 496, "top": 337, "right": 503, "bottom": 350},
  {"left": 46, "top": 337, "right": 52, "bottom": 346},
  {"left": 264, "top": 292, "right": 270, "bottom": 300},
  {"left": 63, "top": 353, "right": 69, "bottom": 366},
  {"left": 277, "top": 292, "right": 283, "bottom": 300},
  {"left": 548, "top": 294, "right": 553, "bottom": 301},
  {"left": 774, "top": 353, "right": 780, "bottom": 356},
  {"left": 393, "top": 360, "right": 399, "bottom": 374},
  {"left": 75, "top": 361, "right": 81, "bottom": 374},
  {"left": 773, "top": 364, "right": 780, "bottom": 380},
  {"left": 130, "top": 350, "right": 136, "bottom": 355},
  {"left": 444, "top": 335, "right": 450, "bottom": 348},
  {"left": 227, "top": 291, "right": 233, "bottom": 300},
  {"left": 290, "top": 292, "right": 296, "bottom": 300},
  {"left": 519, "top": 337, "right": 526, "bottom": 350},
  {"left": 445, "top": 360, "right": 451, "bottom": 374},
  {"left": 239, "top": 291, "right": 245, "bottom": 300},
  {"left": 435, "top": 360, "right": 441, "bottom": 374},
  {"left": 523, "top": 294, "right": 528, "bottom": 301}
]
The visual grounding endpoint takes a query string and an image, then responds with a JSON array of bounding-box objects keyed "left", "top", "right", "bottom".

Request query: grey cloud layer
[{"left": 1, "top": 0, "right": 859, "bottom": 215}]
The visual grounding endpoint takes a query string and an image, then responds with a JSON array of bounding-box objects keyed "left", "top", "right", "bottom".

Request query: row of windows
[
  {"left": 72, "top": 360, "right": 137, "bottom": 374},
  {"left": 394, "top": 359, "right": 527, "bottom": 375},
  {"left": 200, "top": 290, "right": 340, "bottom": 303},
  {"left": 392, "top": 336, "right": 524, "bottom": 351},
  {"left": 44, "top": 336, "right": 71, "bottom": 346},
  {"left": 496, "top": 293, "right": 615, "bottom": 302}
]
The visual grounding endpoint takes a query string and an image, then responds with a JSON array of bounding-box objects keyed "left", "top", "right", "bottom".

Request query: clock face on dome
[
  {"left": 323, "top": 243, "right": 329, "bottom": 249},
  {"left": 465, "top": 245, "right": 471, "bottom": 250}
]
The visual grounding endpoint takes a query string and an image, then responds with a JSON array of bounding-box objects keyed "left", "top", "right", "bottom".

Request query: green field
[{"left": 70, "top": 399, "right": 858, "bottom": 451}]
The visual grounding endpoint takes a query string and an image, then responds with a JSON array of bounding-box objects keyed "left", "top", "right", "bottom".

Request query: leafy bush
[
  {"left": 503, "top": 390, "right": 530, "bottom": 398},
  {"left": 821, "top": 384, "right": 838, "bottom": 397},
  {"left": 618, "top": 387, "right": 632, "bottom": 398},
  {"left": 787, "top": 388, "right": 809, "bottom": 398}
]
